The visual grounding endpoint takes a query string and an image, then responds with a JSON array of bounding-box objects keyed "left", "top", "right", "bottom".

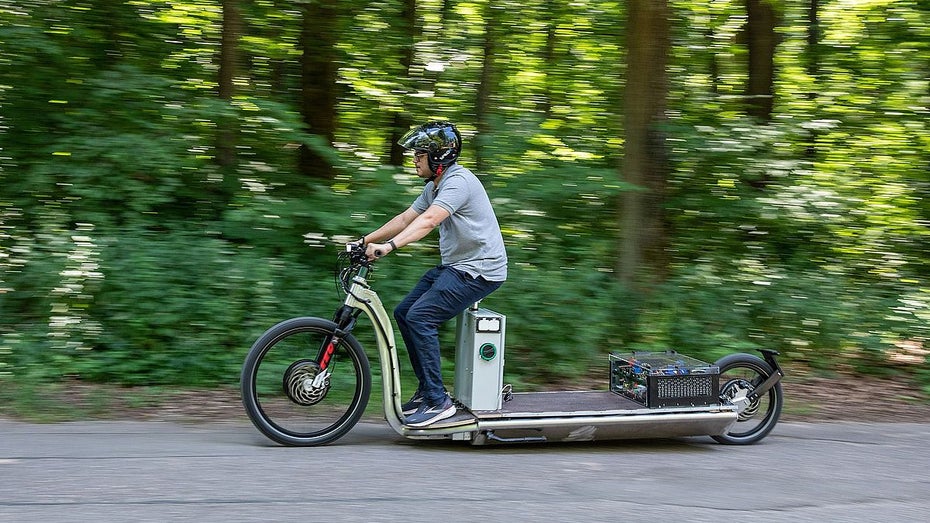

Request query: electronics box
[{"left": 609, "top": 351, "right": 720, "bottom": 408}]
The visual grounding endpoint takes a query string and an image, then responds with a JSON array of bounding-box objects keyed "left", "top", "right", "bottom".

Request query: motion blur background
[{"left": 1, "top": 1, "right": 927, "bottom": 407}]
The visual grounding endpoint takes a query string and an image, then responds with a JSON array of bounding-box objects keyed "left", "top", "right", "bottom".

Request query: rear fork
[{"left": 747, "top": 349, "right": 784, "bottom": 402}]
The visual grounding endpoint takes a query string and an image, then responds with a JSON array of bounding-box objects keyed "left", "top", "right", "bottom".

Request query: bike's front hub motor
[{"left": 283, "top": 360, "right": 330, "bottom": 406}]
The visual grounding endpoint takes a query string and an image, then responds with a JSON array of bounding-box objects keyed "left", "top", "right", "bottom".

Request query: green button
[{"left": 479, "top": 343, "right": 497, "bottom": 361}]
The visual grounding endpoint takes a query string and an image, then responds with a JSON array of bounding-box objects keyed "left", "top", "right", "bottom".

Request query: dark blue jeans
[{"left": 394, "top": 265, "right": 503, "bottom": 406}]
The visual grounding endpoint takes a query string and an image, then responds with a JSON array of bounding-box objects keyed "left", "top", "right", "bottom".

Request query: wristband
[{"left": 388, "top": 240, "right": 397, "bottom": 251}]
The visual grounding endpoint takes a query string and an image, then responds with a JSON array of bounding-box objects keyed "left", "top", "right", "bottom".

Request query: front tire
[
  {"left": 241, "top": 317, "right": 371, "bottom": 446},
  {"left": 712, "top": 353, "right": 782, "bottom": 445}
]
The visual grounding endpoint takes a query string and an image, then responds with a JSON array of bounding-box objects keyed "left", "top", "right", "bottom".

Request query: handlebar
[
  {"left": 344, "top": 243, "right": 372, "bottom": 268},
  {"left": 336, "top": 243, "right": 374, "bottom": 293}
]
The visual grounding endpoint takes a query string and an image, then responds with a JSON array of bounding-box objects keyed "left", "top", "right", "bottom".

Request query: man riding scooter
[{"left": 354, "top": 121, "right": 508, "bottom": 427}]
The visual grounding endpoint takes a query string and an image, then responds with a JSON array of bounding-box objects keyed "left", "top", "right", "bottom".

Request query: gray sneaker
[
  {"left": 404, "top": 396, "right": 456, "bottom": 428},
  {"left": 402, "top": 391, "right": 425, "bottom": 415}
]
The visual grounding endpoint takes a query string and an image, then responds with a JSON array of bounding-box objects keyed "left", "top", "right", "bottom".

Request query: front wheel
[
  {"left": 712, "top": 353, "right": 783, "bottom": 445},
  {"left": 241, "top": 317, "right": 371, "bottom": 446}
]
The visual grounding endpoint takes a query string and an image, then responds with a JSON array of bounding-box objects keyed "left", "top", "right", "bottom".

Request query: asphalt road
[{"left": 1, "top": 419, "right": 927, "bottom": 522}]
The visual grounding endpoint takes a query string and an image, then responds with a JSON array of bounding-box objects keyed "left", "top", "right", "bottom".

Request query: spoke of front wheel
[{"left": 250, "top": 328, "right": 363, "bottom": 439}]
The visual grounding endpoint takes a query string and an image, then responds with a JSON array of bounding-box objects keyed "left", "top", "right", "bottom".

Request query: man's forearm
[
  {"left": 389, "top": 206, "right": 449, "bottom": 248},
  {"left": 363, "top": 208, "right": 417, "bottom": 244}
]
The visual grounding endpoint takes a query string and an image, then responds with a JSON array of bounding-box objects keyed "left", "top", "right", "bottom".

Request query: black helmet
[{"left": 398, "top": 121, "right": 462, "bottom": 173}]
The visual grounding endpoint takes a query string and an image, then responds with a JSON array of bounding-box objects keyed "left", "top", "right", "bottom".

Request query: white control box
[{"left": 453, "top": 307, "right": 506, "bottom": 411}]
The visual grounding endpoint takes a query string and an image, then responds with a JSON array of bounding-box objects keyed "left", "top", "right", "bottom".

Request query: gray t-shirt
[{"left": 411, "top": 163, "right": 508, "bottom": 281}]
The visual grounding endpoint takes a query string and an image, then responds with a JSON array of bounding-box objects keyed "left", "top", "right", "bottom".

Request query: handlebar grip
[{"left": 374, "top": 249, "right": 384, "bottom": 257}]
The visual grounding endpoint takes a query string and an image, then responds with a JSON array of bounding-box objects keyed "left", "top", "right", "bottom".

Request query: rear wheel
[
  {"left": 241, "top": 317, "right": 371, "bottom": 446},
  {"left": 712, "top": 353, "right": 782, "bottom": 445}
]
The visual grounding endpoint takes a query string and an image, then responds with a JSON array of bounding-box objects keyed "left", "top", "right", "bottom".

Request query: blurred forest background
[{"left": 1, "top": 0, "right": 928, "bottom": 398}]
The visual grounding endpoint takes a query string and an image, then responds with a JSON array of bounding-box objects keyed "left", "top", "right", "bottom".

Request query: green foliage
[
  {"left": 1, "top": 0, "right": 928, "bottom": 400},
  {"left": 489, "top": 264, "right": 633, "bottom": 382}
]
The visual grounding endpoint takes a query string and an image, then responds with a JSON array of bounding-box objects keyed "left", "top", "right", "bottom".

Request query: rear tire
[
  {"left": 712, "top": 353, "right": 782, "bottom": 445},
  {"left": 241, "top": 317, "right": 371, "bottom": 446}
]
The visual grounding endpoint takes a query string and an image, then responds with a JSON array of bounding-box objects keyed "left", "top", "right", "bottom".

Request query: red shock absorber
[{"left": 318, "top": 338, "right": 339, "bottom": 370}]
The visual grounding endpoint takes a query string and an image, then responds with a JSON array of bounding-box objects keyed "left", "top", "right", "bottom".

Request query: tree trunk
[
  {"left": 708, "top": 27, "right": 719, "bottom": 95},
  {"left": 805, "top": 0, "right": 820, "bottom": 157},
  {"left": 475, "top": 2, "right": 499, "bottom": 172},
  {"left": 807, "top": 0, "right": 819, "bottom": 79},
  {"left": 299, "top": 0, "right": 339, "bottom": 179},
  {"left": 618, "top": 0, "right": 669, "bottom": 286},
  {"left": 539, "top": 0, "right": 557, "bottom": 117},
  {"left": 389, "top": 0, "right": 419, "bottom": 167},
  {"left": 217, "top": 0, "right": 241, "bottom": 169},
  {"left": 745, "top": 0, "right": 776, "bottom": 121}
]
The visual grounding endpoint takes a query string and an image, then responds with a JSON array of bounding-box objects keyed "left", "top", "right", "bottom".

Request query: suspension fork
[{"left": 315, "top": 305, "right": 361, "bottom": 371}]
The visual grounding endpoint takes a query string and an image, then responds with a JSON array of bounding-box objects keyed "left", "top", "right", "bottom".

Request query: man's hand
[{"left": 365, "top": 242, "right": 394, "bottom": 261}]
